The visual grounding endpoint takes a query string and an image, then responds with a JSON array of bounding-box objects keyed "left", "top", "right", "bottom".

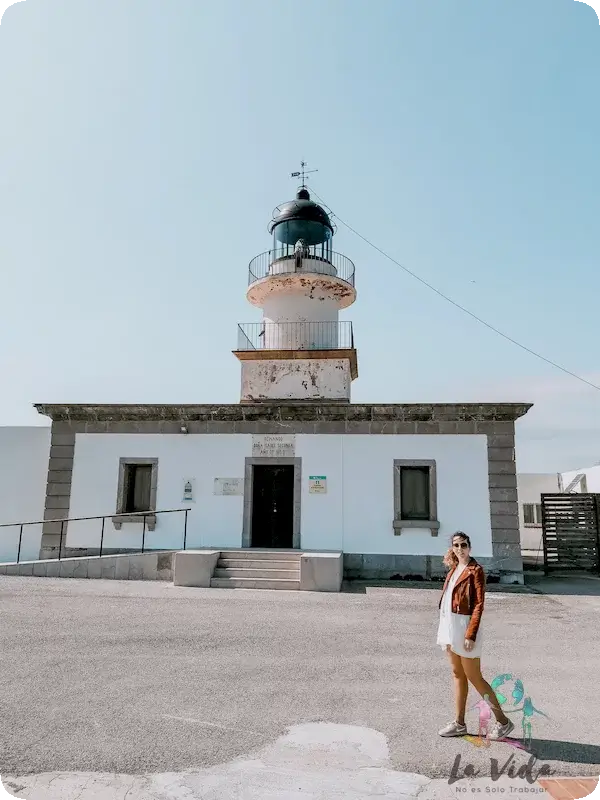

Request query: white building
[
  {"left": 0, "top": 185, "right": 532, "bottom": 585},
  {"left": 516, "top": 473, "right": 560, "bottom": 559},
  {"left": 560, "top": 465, "right": 600, "bottom": 493}
]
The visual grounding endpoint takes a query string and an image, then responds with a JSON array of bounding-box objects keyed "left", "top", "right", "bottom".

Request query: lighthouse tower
[{"left": 234, "top": 185, "right": 358, "bottom": 403}]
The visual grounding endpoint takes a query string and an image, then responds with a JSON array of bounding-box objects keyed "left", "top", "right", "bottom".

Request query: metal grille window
[{"left": 523, "top": 503, "right": 543, "bottom": 526}]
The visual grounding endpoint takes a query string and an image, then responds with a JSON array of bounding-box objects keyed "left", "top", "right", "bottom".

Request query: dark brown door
[{"left": 251, "top": 465, "right": 294, "bottom": 548}]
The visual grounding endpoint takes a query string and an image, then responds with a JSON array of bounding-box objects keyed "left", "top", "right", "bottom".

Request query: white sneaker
[
  {"left": 489, "top": 719, "right": 515, "bottom": 740},
  {"left": 439, "top": 720, "right": 467, "bottom": 737}
]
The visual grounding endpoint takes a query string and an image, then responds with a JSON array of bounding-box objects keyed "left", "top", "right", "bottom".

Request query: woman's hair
[{"left": 443, "top": 531, "right": 472, "bottom": 569}]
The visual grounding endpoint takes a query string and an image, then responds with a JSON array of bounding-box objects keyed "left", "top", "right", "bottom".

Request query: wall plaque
[
  {"left": 252, "top": 434, "right": 296, "bottom": 458},
  {"left": 309, "top": 476, "right": 327, "bottom": 494},
  {"left": 214, "top": 478, "right": 244, "bottom": 496}
]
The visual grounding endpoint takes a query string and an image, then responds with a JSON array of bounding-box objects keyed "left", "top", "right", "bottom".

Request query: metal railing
[
  {"left": 237, "top": 321, "right": 354, "bottom": 351},
  {"left": 248, "top": 249, "right": 355, "bottom": 287},
  {"left": 0, "top": 508, "right": 190, "bottom": 564}
]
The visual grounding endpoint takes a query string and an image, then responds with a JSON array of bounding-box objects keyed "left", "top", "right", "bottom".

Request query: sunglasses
[{"left": 452, "top": 542, "right": 469, "bottom": 549}]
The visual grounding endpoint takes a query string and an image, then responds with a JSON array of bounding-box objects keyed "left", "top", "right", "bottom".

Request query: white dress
[{"left": 436, "top": 564, "right": 483, "bottom": 659}]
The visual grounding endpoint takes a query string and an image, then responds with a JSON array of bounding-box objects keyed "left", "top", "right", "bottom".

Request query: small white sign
[
  {"left": 182, "top": 478, "right": 195, "bottom": 502},
  {"left": 252, "top": 434, "right": 296, "bottom": 458},
  {"left": 214, "top": 478, "right": 244, "bottom": 496},
  {"left": 309, "top": 476, "right": 327, "bottom": 494}
]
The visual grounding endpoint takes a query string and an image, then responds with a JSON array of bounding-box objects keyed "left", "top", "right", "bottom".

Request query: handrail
[
  {"left": 0, "top": 507, "right": 188, "bottom": 529},
  {"left": 1, "top": 508, "right": 190, "bottom": 564}
]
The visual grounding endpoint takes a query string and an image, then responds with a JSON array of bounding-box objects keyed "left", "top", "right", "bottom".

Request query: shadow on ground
[
  {"left": 525, "top": 575, "right": 600, "bottom": 597},
  {"left": 524, "top": 739, "right": 600, "bottom": 766}
]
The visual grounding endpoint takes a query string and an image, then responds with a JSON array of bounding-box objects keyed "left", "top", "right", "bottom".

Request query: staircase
[{"left": 210, "top": 549, "right": 301, "bottom": 590}]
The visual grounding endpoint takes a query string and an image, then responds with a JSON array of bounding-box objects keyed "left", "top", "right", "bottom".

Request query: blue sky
[{"left": 0, "top": 0, "right": 598, "bottom": 472}]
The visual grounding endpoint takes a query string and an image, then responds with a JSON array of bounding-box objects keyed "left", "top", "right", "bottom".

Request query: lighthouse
[{"left": 234, "top": 185, "right": 358, "bottom": 402}]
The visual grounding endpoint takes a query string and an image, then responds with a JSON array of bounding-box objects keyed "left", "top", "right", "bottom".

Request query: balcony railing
[
  {"left": 237, "top": 321, "right": 354, "bottom": 352},
  {"left": 248, "top": 250, "right": 355, "bottom": 288}
]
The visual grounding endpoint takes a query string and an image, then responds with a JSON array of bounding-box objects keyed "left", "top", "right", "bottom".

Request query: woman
[{"left": 437, "top": 531, "right": 514, "bottom": 739}]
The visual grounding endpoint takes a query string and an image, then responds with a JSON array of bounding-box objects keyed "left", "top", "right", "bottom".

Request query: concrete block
[
  {"left": 438, "top": 422, "right": 458, "bottom": 434},
  {"left": 46, "top": 496, "right": 71, "bottom": 509},
  {"left": 415, "top": 422, "right": 440, "bottom": 434},
  {"left": 101, "top": 558, "right": 117, "bottom": 579},
  {"left": 488, "top": 473, "right": 518, "bottom": 489},
  {"left": 33, "top": 561, "right": 47, "bottom": 577},
  {"left": 300, "top": 552, "right": 343, "bottom": 592},
  {"left": 491, "top": 514, "right": 519, "bottom": 530},
  {"left": 490, "top": 501, "right": 518, "bottom": 516},
  {"left": 50, "top": 434, "right": 76, "bottom": 446},
  {"left": 59, "top": 560, "right": 76, "bottom": 578},
  {"left": 489, "top": 488, "right": 518, "bottom": 503},
  {"left": 487, "top": 461, "right": 516, "bottom": 476},
  {"left": 18, "top": 562, "right": 34, "bottom": 576},
  {"left": 5, "top": 564, "right": 19, "bottom": 575},
  {"left": 0, "top": 565, "right": 7, "bottom": 575},
  {"left": 157, "top": 553, "right": 173, "bottom": 572},
  {"left": 73, "top": 560, "right": 89, "bottom": 579},
  {"left": 49, "top": 444, "right": 75, "bottom": 459},
  {"left": 45, "top": 560, "right": 61, "bottom": 577},
  {"left": 128, "top": 558, "right": 145, "bottom": 580},
  {"left": 174, "top": 550, "right": 220, "bottom": 587},
  {"left": 115, "top": 557, "right": 130, "bottom": 580},
  {"left": 487, "top": 434, "right": 515, "bottom": 448},
  {"left": 157, "top": 568, "right": 173, "bottom": 581},
  {"left": 491, "top": 528, "right": 521, "bottom": 544},
  {"left": 87, "top": 558, "right": 103, "bottom": 579},
  {"left": 487, "top": 447, "right": 515, "bottom": 463},
  {"left": 142, "top": 554, "right": 158, "bottom": 581}
]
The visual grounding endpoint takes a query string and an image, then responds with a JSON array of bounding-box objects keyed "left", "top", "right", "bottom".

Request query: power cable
[{"left": 310, "top": 187, "right": 600, "bottom": 393}]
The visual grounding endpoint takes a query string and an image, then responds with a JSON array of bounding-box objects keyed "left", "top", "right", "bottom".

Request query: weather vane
[{"left": 290, "top": 161, "right": 318, "bottom": 187}]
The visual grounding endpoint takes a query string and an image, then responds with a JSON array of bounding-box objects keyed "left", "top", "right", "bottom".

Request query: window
[
  {"left": 123, "top": 464, "right": 152, "bottom": 513},
  {"left": 523, "top": 503, "right": 543, "bottom": 526},
  {"left": 114, "top": 458, "right": 158, "bottom": 530},
  {"left": 393, "top": 459, "right": 439, "bottom": 536}
]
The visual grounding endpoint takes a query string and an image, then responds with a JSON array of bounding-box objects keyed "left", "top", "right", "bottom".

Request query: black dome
[{"left": 268, "top": 188, "right": 333, "bottom": 234}]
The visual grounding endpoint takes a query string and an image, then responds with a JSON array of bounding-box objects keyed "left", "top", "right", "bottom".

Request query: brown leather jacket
[{"left": 438, "top": 557, "right": 486, "bottom": 642}]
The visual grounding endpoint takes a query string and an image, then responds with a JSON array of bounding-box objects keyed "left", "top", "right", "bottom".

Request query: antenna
[{"left": 290, "top": 160, "right": 318, "bottom": 188}]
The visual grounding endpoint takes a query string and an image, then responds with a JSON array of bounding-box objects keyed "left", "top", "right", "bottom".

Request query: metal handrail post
[
  {"left": 99, "top": 516, "right": 105, "bottom": 557},
  {"left": 17, "top": 524, "right": 23, "bottom": 563},
  {"left": 141, "top": 515, "right": 146, "bottom": 553},
  {"left": 59, "top": 519, "right": 64, "bottom": 561},
  {"left": 183, "top": 509, "right": 188, "bottom": 550}
]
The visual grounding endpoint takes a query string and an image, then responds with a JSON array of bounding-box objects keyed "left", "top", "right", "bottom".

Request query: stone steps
[
  {"left": 210, "top": 577, "right": 301, "bottom": 590},
  {"left": 213, "top": 567, "right": 300, "bottom": 579},
  {"left": 218, "top": 558, "right": 300, "bottom": 569},
  {"left": 210, "top": 550, "right": 301, "bottom": 590}
]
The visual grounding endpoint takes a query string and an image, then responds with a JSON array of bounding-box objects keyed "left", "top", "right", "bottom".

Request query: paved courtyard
[{"left": 0, "top": 575, "right": 599, "bottom": 798}]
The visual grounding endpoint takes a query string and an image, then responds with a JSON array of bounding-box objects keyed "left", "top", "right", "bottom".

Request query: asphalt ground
[{"left": 1, "top": 576, "right": 599, "bottom": 783}]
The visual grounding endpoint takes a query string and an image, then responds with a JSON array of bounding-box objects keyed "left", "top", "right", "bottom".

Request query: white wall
[
  {"left": 516, "top": 473, "right": 560, "bottom": 552},
  {"left": 241, "top": 359, "right": 351, "bottom": 402},
  {"left": 66, "top": 433, "right": 493, "bottom": 558},
  {"left": 561, "top": 464, "right": 600, "bottom": 493},
  {"left": 0, "top": 427, "right": 51, "bottom": 562}
]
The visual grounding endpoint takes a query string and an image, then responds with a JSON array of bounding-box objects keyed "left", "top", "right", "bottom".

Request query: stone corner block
[
  {"left": 300, "top": 552, "right": 343, "bottom": 592},
  {"left": 173, "top": 550, "right": 220, "bottom": 587}
]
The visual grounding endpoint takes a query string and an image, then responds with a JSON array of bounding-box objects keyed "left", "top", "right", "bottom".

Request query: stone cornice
[{"left": 34, "top": 402, "right": 532, "bottom": 423}]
